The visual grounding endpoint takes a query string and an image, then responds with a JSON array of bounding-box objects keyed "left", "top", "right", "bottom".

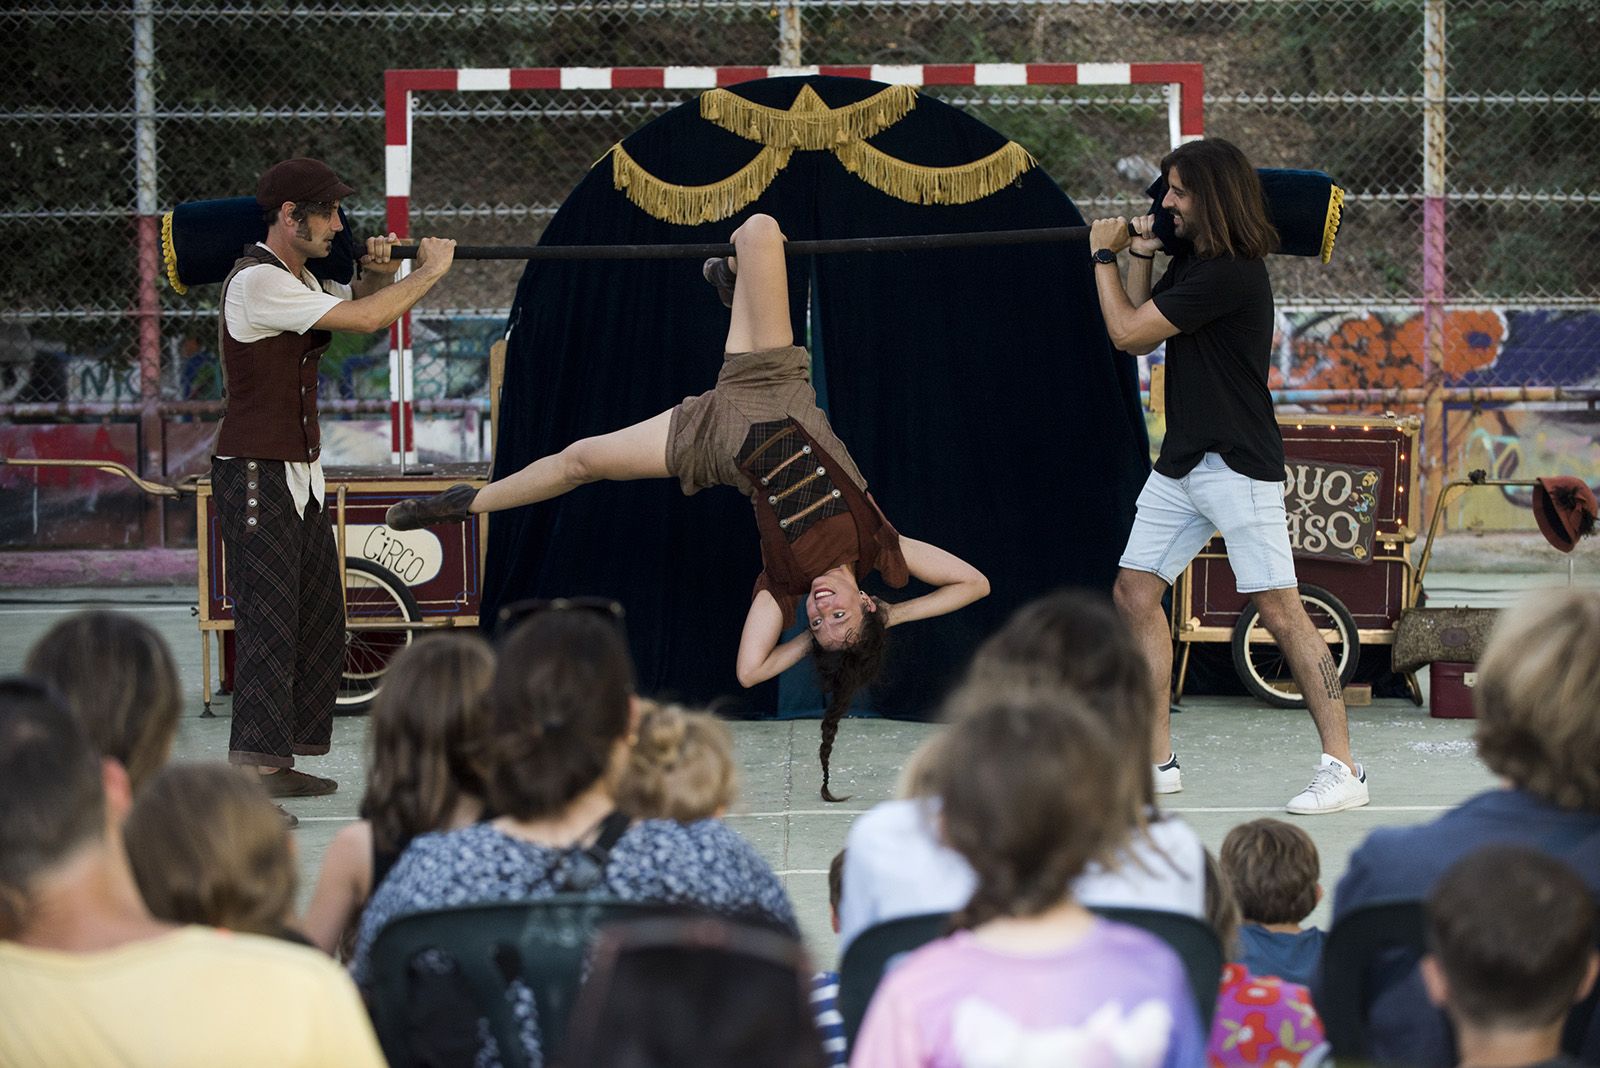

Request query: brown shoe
[
  {"left": 263, "top": 768, "right": 338, "bottom": 798},
  {"left": 386, "top": 483, "right": 478, "bottom": 531},
  {"left": 276, "top": 804, "right": 300, "bottom": 829},
  {"left": 702, "top": 257, "right": 737, "bottom": 308}
]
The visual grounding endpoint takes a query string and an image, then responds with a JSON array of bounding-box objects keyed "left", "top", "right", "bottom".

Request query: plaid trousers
[{"left": 213, "top": 457, "right": 342, "bottom": 768}]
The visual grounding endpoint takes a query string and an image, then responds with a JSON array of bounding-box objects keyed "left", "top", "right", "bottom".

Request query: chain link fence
[{"left": 3, "top": 0, "right": 1597, "bottom": 537}]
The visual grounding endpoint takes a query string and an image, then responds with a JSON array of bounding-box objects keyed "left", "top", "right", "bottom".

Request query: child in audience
[
  {"left": 812, "top": 849, "right": 848, "bottom": 1068},
  {"left": 1423, "top": 845, "right": 1598, "bottom": 1068},
  {"left": 302, "top": 633, "right": 494, "bottom": 955},
  {"left": 614, "top": 701, "right": 737, "bottom": 822},
  {"left": 122, "top": 763, "right": 304, "bottom": 942},
  {"left": 1219, "top": 819, "right": 1326, "bottom": 987},
  {"left": 1203, "top": 848, "right": 1326, "bottom": 1068},
  {"left": 24, "top": 609, "right": 181, "bottom": 791},
  {"left": 851, "top": 691, "right": 1204, "bottom": 1068}
]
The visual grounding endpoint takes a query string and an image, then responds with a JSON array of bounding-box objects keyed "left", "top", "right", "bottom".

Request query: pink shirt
[{"left": 851, "top": 921, "right": 1204, "bottom": 1068}]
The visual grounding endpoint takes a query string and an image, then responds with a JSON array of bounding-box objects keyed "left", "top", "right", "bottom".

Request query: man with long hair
[{"left": 1089, "top": 138, "right": 1367, "bottom": 814}]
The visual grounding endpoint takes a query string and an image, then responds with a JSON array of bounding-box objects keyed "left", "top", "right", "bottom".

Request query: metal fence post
[
  {"left": 777, "top": 0, "right": 802, "bottom": 67},
  {"left": 1420, "top": 0, "right": 1448, "bottom": 526},
  {"left": 133, "top": 0, "right": 164, "bottom": 546}
]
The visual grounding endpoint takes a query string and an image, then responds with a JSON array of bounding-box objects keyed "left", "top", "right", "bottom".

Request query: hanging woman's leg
[
  {"left": 386, "top": 408, "right": 673, "bottom": 528},
  {"left": 723, "top": 214, "right": 795, "bottom": 354}
]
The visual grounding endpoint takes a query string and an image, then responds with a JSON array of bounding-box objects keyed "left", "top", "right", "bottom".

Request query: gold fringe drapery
[
  {"left": 1321, "top": 184, "right": 1345, "bottom": 264},
  {"left": 699, "top": 83, "right": 917, "bottom": 150},
  {"left": 161, "top": 210, "right": 187, "bottom": 295},
  {"left": 607, "top": 142, "right": 794, "bottom": 225},
  {"left": 609, "top": 82, "right": 1037, "bottom": 225},
  {"left": 833, "top": 139, "right": 1037, "bottom": 207}
]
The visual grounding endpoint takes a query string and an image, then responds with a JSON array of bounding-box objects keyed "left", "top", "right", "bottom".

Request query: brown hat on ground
[
  {"left": 1533, "top": 476, "right": 1597, "bottom": 553},
  {"left": 256, "top": 158, "right": 355, "bottom": 211}
]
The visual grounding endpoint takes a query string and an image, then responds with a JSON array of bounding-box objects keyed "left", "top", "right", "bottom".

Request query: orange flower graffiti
[{"left": 1271, "top": 309, "right": 1504, "bottom": 390}]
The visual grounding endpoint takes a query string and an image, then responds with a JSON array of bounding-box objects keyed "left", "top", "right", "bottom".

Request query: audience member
[
  {"left": 812, "top": 848, "right": 848, "bottom": 1068},
  {"left": 123, "top": 763, "right": 303, "bottom": 942},
  {"left": 1334, "top": 590, "right": 1600, "bottom": 1067},
  {"left": 349, "top": 607, "right": 797, "bottom": 1065},
  {"left": 1203, "top": 848, "right": 1326, "bottom": 1068},
  {"left": 566, "top": 915, "right": 827, "bottom": 1068},
  {"left": 1220, "top": 818, "right": 1325, "bottom": 986},
  {"left": 852, "top": 691, "right": 1204, "bottom": 1067},
  {"left": 614, "top": 700, "right": 737, "bottom": 821},
  {"left": 302, "top": 632, "right": 494, "bottom": 955},
  {"left": 838, "top": 590, "right": 1207, "bottom": 949},
  {"left": 23, "top": 609, "right": 181, "bottom": 790},
  {"left": 1423, "top": 845, "right": 1598, "bottom": 1068},
  {"left": 0, "top": 677, "right": 385, "bottom": 1068}
]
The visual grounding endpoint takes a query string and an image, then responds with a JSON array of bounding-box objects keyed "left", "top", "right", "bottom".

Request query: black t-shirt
[{"left": 1151, "top": 252, "right": 1284, "bottom": 482}]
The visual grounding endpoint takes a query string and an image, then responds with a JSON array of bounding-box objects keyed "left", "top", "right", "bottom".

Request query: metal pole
[
  {"left": 1421, "top": 0, "right": 1449, "bottom": 525},
  {"left": 133, "top": 0, "right": 164, "bottom": 546},
  {"left": 777, "top": 0, "right": 803, "bottom": 68}
]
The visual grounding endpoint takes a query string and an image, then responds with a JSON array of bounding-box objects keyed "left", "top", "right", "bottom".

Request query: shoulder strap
[{"left": 557, "top": 809, "right": 633, "bottom": 893}]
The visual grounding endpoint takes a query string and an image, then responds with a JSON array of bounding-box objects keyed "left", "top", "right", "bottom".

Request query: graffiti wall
[{"left": 1142, "top": 306, "right": 1600, "bottom": 533}]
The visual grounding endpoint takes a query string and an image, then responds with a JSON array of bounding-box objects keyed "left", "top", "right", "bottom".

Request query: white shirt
[
  {"left": 837, "top": 798, "right": 1207, "bottom": 952},
  {"left": 220, "top": 244, "right": 352, "bottom": 518}
]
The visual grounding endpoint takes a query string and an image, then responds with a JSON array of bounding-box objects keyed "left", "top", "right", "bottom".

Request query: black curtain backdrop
[{"left": 482, "top": 76, "right": 1149, "bottom": 720}]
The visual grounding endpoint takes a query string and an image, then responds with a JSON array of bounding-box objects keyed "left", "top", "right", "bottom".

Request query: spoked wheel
[
  {"left": 1231, "top": 583, "right": 1360, "bottom": 709},
  {"left": 338, "top": 558, "right": 422, "bottom": 713}
]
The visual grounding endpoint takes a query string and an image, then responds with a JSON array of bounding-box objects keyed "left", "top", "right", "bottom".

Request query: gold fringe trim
[
  {"left": 161, "top": 210, "right": 188, "bottom": 295},
  {"left": 700, "top": 83, "right": 917, "bottom": 150},
  {"left": 1321, "top": 183, "right": 1345, "bottom": 264},
  {"left": 832, "top": 138, "right": 1037, "bottom": 207},
  {"left": 608, "top": 142, "right": 794, "bottom": 225}
]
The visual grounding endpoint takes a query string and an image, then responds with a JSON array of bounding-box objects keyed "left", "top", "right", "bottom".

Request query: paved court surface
[{"left": 1, "top": 568, "right": 1593, "bottom": 968}]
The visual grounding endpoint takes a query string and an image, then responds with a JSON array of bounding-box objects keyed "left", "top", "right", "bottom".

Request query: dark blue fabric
[
  {"left": 481, "top": 76, "right": 1148, "bottom": 719},
  {"left": 1235, "top": 924, "right": 1326, "bottom": 989},
  {"left": 1332, "top": 788, "right": 1600, "bottom": 1067}
]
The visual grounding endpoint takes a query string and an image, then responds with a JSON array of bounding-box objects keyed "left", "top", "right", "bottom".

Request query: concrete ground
[{"left": 1, "top": 560, "right": 1595, "bottom": 969}]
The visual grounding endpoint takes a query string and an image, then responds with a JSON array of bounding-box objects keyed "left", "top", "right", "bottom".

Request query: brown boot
[
  {"left": 386, "top": 483, "right": 478, "bottom": 531},
  {"left": 702, "top": 256, "right": 737, "bottom": 308}
]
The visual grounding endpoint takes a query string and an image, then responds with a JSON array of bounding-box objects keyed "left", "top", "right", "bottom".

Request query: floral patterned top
[
  {"left": 1207, "top": 963, "right": 1327, "bottom": 1068},
  {"left": 348, "top": 818, "right": 798, "bottom": 1067}
]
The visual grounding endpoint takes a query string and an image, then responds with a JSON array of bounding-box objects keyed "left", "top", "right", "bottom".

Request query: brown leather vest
[
  {"left": 737, "top": 418, "right": 908, "bottom": 598},
  {"left": 213, "top": 246, "right": 329, "bottom": 462}
]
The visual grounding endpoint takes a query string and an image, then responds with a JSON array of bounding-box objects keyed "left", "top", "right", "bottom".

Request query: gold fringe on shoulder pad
[
  {"left": 1322, "top": 184, "right": 1345, "bottom": 264},
  {"left": 700, "top": 83, "right": 917, "bottom": 150},
  {"left": 608, "top": 142, "right": 795, "bottom": 225},
  {"left": 161, "top": 211, "right": 188, "bottom": 295},
  {"left": 833, "top": 139, "right": 1037, "bottom": 207}
]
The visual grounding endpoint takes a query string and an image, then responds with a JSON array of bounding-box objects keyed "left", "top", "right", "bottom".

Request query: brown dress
[{"left": 666, "top": 345, "right": 909, "bottom": 599}]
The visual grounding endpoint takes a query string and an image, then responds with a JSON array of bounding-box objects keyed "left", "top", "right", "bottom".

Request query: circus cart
[
  {"left": 1170, "top": 413, "right": 1424, "bottom": 707},
  {"left": 1, "top": 457, "right": 489, "bottom": 714}
]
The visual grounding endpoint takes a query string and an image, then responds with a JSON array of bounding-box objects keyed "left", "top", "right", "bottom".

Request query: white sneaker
[
  {"left": 1153, "top": 753, "right": 1182, "bottom": 795},
  {"left": 1286, "top": 754, "right": 1370, "bottom": 814}
]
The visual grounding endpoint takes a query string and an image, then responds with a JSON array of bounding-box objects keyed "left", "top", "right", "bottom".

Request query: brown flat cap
[
  {"left": 1533, "top": 476, "right": 1597, "bottom": 554},
  {"left": 256, "top": 158, "right": 355, "bottom": 210}
]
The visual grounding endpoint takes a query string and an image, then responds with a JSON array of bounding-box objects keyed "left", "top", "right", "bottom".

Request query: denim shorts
[{"left": 1119, "top": 452, "right": 1297, "bottom": 592}]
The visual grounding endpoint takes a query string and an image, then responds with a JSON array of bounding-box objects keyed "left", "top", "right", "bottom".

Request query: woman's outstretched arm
[
  {"left": 884, "top": 537, "right": 990, "bottom": 628},
  {"left": 735, "top": 589, "right": 813, "bottom": 688}
]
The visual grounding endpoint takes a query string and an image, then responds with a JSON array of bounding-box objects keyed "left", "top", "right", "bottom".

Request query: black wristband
[{"left": 1128, "top": 250, "right": 1155, "bottom": 260}]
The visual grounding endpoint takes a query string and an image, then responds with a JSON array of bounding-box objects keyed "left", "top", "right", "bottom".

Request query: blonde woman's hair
[
  {"left": 615, "top": 702, "right": 736, "bottom": 823},
  {"left": 123, "top": 763, "right": 297, "bottom": 937},
  {"left": 1474, "top": 590, "right": 1600, "bottom": 810}
]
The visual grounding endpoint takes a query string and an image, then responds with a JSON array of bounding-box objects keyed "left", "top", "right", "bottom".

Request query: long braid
[
  {"left": 809, "top": 598, "right": 889, "bottom": 803},
  {"left": 818, "top": 691, "right": 851, "bottom": 803}
]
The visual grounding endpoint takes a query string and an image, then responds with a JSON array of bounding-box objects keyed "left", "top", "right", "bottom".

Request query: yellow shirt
[{"left": 0, "top": 926, "right": 386, "bottom": 1068}]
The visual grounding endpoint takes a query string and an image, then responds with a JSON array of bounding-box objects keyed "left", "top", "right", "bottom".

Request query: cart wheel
[
  {"left": 338, "top": 558, "right": 422, "bottom": 714},
  {"left": 1231, "top": 583, "right": 1360, "bottom": 709}
]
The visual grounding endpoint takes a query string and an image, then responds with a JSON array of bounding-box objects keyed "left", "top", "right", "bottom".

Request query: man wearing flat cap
[{"left": 215, "top": 157, "right": 456, "bottom": 797}]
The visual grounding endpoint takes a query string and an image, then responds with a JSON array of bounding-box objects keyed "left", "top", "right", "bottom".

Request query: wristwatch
[{"left": 1091, "top": 248, "right": 1118, "bottom": 266}]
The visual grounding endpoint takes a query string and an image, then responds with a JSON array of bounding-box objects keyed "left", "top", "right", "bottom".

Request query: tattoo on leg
[{"left": 1318, "top": 654, "right": 1342, "bottom": 702}]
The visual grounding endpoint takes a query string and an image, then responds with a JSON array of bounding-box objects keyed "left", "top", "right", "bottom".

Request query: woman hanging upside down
[{"left": 387, "top": 214, "right": 989, "bottom": 800}]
